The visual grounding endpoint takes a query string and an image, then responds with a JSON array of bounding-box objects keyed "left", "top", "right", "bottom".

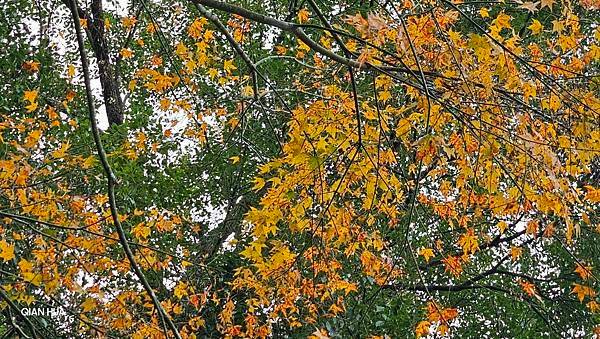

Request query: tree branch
[{"left": 68, "top": 1, "right": 181, "bottom": 337}]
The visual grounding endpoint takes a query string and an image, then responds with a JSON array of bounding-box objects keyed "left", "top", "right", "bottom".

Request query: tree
[{"left": 0, "top": 0, "right": 598, "bottom": 337}]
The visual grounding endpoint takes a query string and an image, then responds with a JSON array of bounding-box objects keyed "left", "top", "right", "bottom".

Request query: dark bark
[
  {"left": 89, "top": 0, "right": 124, "bottom": 126},
  {"left": 63, "top": 0, "right": 124, "bottom": 126}
]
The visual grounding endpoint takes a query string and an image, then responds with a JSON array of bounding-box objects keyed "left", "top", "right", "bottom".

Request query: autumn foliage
[{"left": 0, "top": 0, "right": 599, "bottom": 337}]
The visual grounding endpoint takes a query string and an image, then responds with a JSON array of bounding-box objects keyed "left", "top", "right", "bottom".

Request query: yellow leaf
[
  {"left": 23, "top": 90, "right": 38, "bottom": 104},
  {"left": 120, "top": 48, "right": 134, "bottom": 59},
  {"left": 23, "top": 272, "right": 42, "bottom": 286},
  {"left": 519, "top": 2, "right": 538, "bottom": 12},
  {"left": 275, "top": 45, "right": 287, "bottom": 55},
  {"left": 82, "top": 156, "right": 96, "bottom": 169},
  {"left": 493, "top": 13, "right": 511, "bottom": 30},
  {"left": 0, "top": 240, "right": 15, "bottom": 262},
  {"left": 66, "top": 89, "right": 77, "bottom": 101},
  {"left": 479, "top": 7, "right": 490, "bottom": 18},
  {"left": 528, "top": 19, "right": 543, "bottom": 34},
  {"left": 174, "top": 282, "right": 188, "bottom": 299},
  {"left": 128, "top": 80, "right": 136, "bottom": 92},
  {"left": 298, "top": 8, "right": 310, "bottom": 23},
  {"left": 81, "top": 298, "right": 97, "bottom": 312},
  {"left": 526, "top": 220, "right": 538, "bottom": 235},
  {"left": 442, "top": 256, "right": 463, "bottom": 277},
  {"left": 18, "top": 258, "right": 32, "bottom": 272},
  {"left": 223, "top": 59, "right": 237, "bottom": 73},
  {"left": 418, "top": 248, "right": 435, "bottom": 263},
  {"left": 132, "top": 223, "right": 151, "bottom": 239},
  {"left": 588, "top": 300, "right": 600, "bottom": 313},
  {"left": 25, "top": 102, "right": 38, "bottom": 113},
  {"left": 121, "top": 16, "right": 137, "bottom": 29},
  {"left": 67, "top": 64, "right": 76, "bottom": 78},
  {"left": 497, "top": 221, "right": 508, "bottom": 234},
  {"left": 230, "top": 156, "right": 240, "bottom": 164},
  {"left": 457, "top": 229, "right": 479, "bottom": 255},
  {"left": 572, "top": 283, "right": 596, "bottom": 302},
  {"left": 252, "top": 177, "right": 265, "bottom": 191},
  {"left": 309, "top": 329, "right": 329, "bottom": 339},
  {"left": 511, "top": 246, "right": 523, "bottom": 260},
  {"left": 24, "top": 130, "right": 42, "bottom": 148},
  {"left": 51, "top": 141, "right": 71, "bottom": 159},
  {"left": 415, "top": 320, "right": 431, "bottom": 338},
  {"left": 207, "top": 68, "right": 219, "bottom": 79},
  {"left": 540, "top": 0, "right": 555, "bottom": 9},
  {"left": 396, "top": 118, "right": 411, "bottom": 137}
]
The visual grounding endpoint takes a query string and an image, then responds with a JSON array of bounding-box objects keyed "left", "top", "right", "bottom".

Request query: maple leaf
[
  {"left": 67, "top": 64, "right": 75, "bottom": 78},
  {"left": 298, "top": 8, "right": 310, "bottom": 23},
  {"left": 174, "top": 282, "right": 188, "bottom": 299},
  {"left": 252, "top": 177, "right": 266, "bottom": 191},
  {"left": 526, "top": 220, "right": 538, "bottom": 235},
  {"left": 497, "top": 221, "right": 508, "bottom": 234},
  {"left": 81, "top": 298, "right": 97, "bottom": 312},
  {"left": 241, "top": 85, "right": 254, "bottom": 98},
  {"left": 519, "top": 280, "right": 536, "bottom": 296},
  {"left": 24, "top": 129, "right": 42, "bottom": 148},
  {"left": 540, "top": 0, "right": 555, "bottom": 8},
  {"left": 367, "top": 13, "right": 387, "bottom": 31},
  {"left": 396, "top": 118, "right": 411, "bottom": 137},
  {"left": 493, "top": 13, "right": 512, "bottom": 30},
  {"left": 479, "top": 7, "right": 490, "bottom": 18},
  {"left": 458, "top": 229, "right": 479, "bottom": 255},
  {"left": 309, "top": 329, "right": 329, "bottom": 339},
  {"left": 120, "top": 48, "right": 133, "bottom": 59},
  {"left": 572, "top": 283, "right": 596, "bottom": 302},
  {"left": 587, "top": 301, "right": 599, "bottom": 313},
  {"left": 551, "top": 20, "right": 564, "bottom": 33},
  {"left": 188, "top": 18, "right": 207, "bottom": 40},
  {"left": 418, "top": 248, "right": 435, "bottom": 263},
  {"left": 121, "top": 16, "right": 137, "bottom": 29},
  {"left": 415, "top": 320, "right": 430, "bottom": 338},
  {"left": 442, "top": 256, "right": 463, "bottom": 277},
  {"left": 584, "top": 185, "right": 600, "bottom": 202},
  {"left": 275, "top": 45, "right": 287, "bottom": 55},
  {"left": 575, "top": 263, "right": 593, "bottom": 280},
  {"left": 528, "top": 19, "right": 543, "bottom": 34},
  {"left": 132, "top": 223, "right": 151, "bottom": 239},
  {"left": 25, "top": 101, "right": 38, "bottom": 113},
  {"left": 0, "top": 240, "right": 15, "bottom": 262},
  {"left": 23, "top": 90, "right": 38, "bottom": 104},
  {"left": 510, "top": 246, "right": 523, "bottom": 261},
  {"left": 65, "top": 89, "right": 77, "bottom": 102},
  {"left": 22, "top": 60, "right": 40, "bottom": 73},
  {"left": 18, "top": 258, "right": 33, "bottom": 272},
  {"left": 223, "top": 59, "right": 237, "bottom": 73},
  {"left": 519, "top": 1, "right": 539, "bottom": 12},
  {"left": 51, "top": 141, "right": 71, "bottom": 159}
]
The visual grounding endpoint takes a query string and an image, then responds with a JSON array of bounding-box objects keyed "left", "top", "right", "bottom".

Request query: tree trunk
[
  {"left": 64, "top": 0, "right": 124, "bottom": 126},
  {"left": 89, "top": 0, "right": 124, "bottom": 126}
]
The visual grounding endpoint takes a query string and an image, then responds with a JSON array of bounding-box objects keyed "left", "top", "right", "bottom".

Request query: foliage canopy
[{"left": 0, "top": 0, "right": 599, "bottom": 337}]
